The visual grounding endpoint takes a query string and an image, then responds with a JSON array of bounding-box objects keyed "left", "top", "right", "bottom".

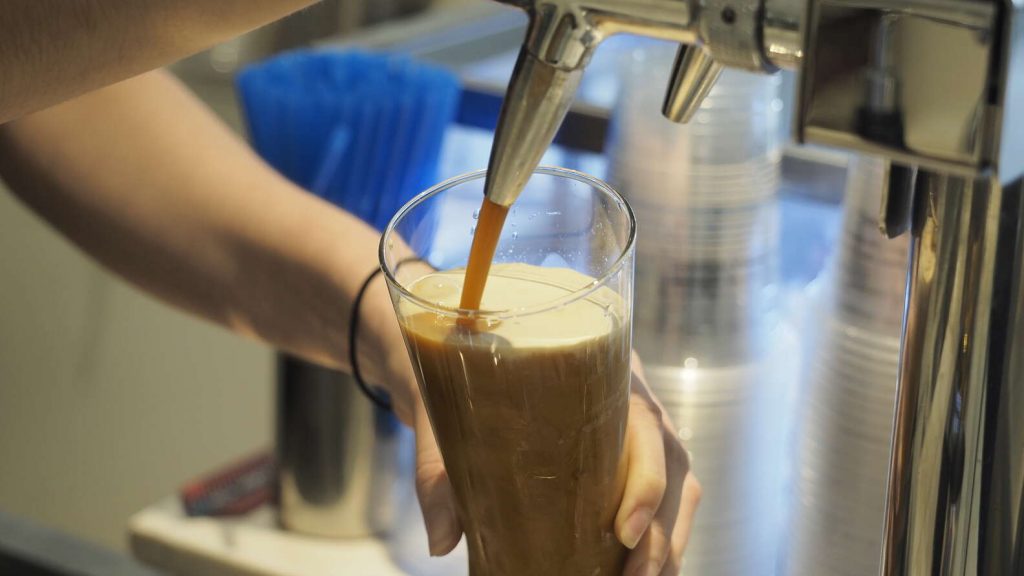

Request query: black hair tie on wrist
[{"left": 349, "top": 257, "right": 424, "bottom": 412}]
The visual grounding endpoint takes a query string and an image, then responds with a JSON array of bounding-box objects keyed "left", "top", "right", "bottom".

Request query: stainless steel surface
[
  {"left": 482, "top": 51, "right": 584, "bottom": 206},
  {"left": 761, "top": 0, "right": 804, "bottom": 68},
  {"left": 864, "top": 14, "right": 899, "bottom": 114},
  {"left": 662, "top": 46, "right": 723, "bottom": 123},
  {"left": 798, "top": 0, "right": 1007, "bottom": 178},
  {"left": 277, "top": 357, "right": 403, "bottom": 538},
  {"left": 881, "top": 176, "right": 1024, "bottom": 575},
  {"left": 485, "top": 0, "right": 701, "bottom": 207},
  {"left": 878, "top": 162, "right": 917, "bottom": 239},
  {"left": 698, "top": 0, "right": 775, "bottom": 71},
  {"left": 512, "top": 0, "right": 699, "bottom": 62}
]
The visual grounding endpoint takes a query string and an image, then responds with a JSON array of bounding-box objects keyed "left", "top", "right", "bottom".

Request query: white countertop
[{"left": 129, "top": 497, "right": 469, "bottom": 576}]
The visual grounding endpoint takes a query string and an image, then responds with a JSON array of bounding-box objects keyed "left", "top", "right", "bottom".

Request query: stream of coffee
[{"left": 458, "top": 198, "right": 510, "bottom": 312}]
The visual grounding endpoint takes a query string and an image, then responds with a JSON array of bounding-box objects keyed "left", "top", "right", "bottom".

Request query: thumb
[{"left": 413, "top": 405, "right": 462, "bottom": 556}]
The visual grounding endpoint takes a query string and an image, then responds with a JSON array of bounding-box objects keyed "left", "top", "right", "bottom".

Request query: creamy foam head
[{"left": 400, "top": 263, "right": 624, "bottom": 348}]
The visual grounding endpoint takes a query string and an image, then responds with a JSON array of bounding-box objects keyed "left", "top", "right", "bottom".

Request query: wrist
[
  {"left": 354, "top": 269, "right": 418, "bottom": 424},
  {"left": 342, "top": 232, "right": 428, "bottom": 426}
]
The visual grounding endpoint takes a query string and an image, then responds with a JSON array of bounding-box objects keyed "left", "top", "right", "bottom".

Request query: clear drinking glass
[{"left": 380, "top": 167, "right": 636, "bottom": 576}]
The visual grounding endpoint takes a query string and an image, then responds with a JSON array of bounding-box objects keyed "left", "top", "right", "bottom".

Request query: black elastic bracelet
[{"left": 349, "top": 257, "right": 424, "bottom": 411}]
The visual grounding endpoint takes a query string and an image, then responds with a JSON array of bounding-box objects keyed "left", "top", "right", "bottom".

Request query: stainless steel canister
[{"left": 277, "top": 355, "right": 405, "bottom": 538}]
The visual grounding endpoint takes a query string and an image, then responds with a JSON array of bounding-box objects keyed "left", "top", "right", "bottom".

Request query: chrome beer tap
[
  {"left": 483, "top": 0, "right": 803, "bottom": 206},
  {"left": 489, "top": 0, "right": 1024, "bottom": 573}
]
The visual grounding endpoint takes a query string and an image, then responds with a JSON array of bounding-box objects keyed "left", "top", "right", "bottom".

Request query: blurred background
[
  {"left": 0, "top": 1, "right": 900, "bottom": 575},
  {"left": 0, "top": 0, "right": 468, "bottom": 557}
]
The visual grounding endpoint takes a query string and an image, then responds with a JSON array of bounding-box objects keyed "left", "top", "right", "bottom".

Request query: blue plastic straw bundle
[{"left": 236, "top": 50, "right": 461, "bottom": 231}]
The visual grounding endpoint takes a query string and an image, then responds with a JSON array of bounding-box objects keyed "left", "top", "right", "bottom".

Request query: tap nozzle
[
  {"left": 663, "top": 45, "right": 724, "bottom": 122},
  {"left": 483, "top": 48, "right": 586, "bottom": 207}
]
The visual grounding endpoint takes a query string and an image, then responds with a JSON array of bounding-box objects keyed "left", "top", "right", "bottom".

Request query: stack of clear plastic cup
[
  {"left": 784, "top": 156, "right": 908, "bottom": 576},
  {"left": 606, "top": 42, "right": 784, "bottom": 368},
  {"left": 606, "top": 40, "right": 795, "bottom": 575},
  {"left": 644, "top": 320, "right": 799, "bottom": 576}
]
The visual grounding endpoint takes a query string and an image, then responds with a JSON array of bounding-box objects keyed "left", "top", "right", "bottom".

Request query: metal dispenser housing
[{"left": 489, "top": 0, "right": 1024, "bottom": 573}]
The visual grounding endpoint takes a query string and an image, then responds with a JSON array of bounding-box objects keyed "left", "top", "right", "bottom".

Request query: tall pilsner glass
[{"left": 380, "top": 167, "right": 637, "bottom": 575}]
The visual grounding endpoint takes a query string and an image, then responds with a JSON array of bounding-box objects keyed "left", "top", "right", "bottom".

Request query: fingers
[
  {"left": 660, "top": 473, "right": 702, "bottom": 576},
  {"left": 626, "top": 505, "right": 674, "bottom": 576},
  {"left": 619, "top": 361, "right": 698, "bottom": 576},
  {"left": 615, "top": 383, "right": 668, "bottom": 550},
  {"left": 623, "top": 430, "right": 690, "bottom": 576},
  {"left": 412, "top": 405, "right": 462, "bottom": 556}
]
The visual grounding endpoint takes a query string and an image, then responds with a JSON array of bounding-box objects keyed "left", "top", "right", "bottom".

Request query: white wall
[
  {"left": 0, "top": 94, "right": 274, "bottom": 555},
  {"left": 0, "top": 0, "right": 479, "bottom": 553}
]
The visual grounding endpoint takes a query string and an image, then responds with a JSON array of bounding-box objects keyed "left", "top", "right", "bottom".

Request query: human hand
[
  {"left": 381, "top": 347, "right": 702, "bottom": 570},
  {"left": 357, "top": 258, "right": 464, "bottom": 555},
  {"left": 364, "top": 267, "right": 698, "bottom": 565},
  {"left": 615, "top": 353, "right": 701, "bottom": 575}
]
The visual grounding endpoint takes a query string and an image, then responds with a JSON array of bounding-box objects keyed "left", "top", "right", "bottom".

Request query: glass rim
[{"left": 379, "top": 166, "right": 637, "bottom": 319}]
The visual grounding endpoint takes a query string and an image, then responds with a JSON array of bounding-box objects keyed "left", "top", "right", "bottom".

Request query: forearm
[
  {"left": 0, "top": 0, "right": 318, "bottom": 124},
  {"left": 0, "top": 70, "right": 409, "bottom": 398}
]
